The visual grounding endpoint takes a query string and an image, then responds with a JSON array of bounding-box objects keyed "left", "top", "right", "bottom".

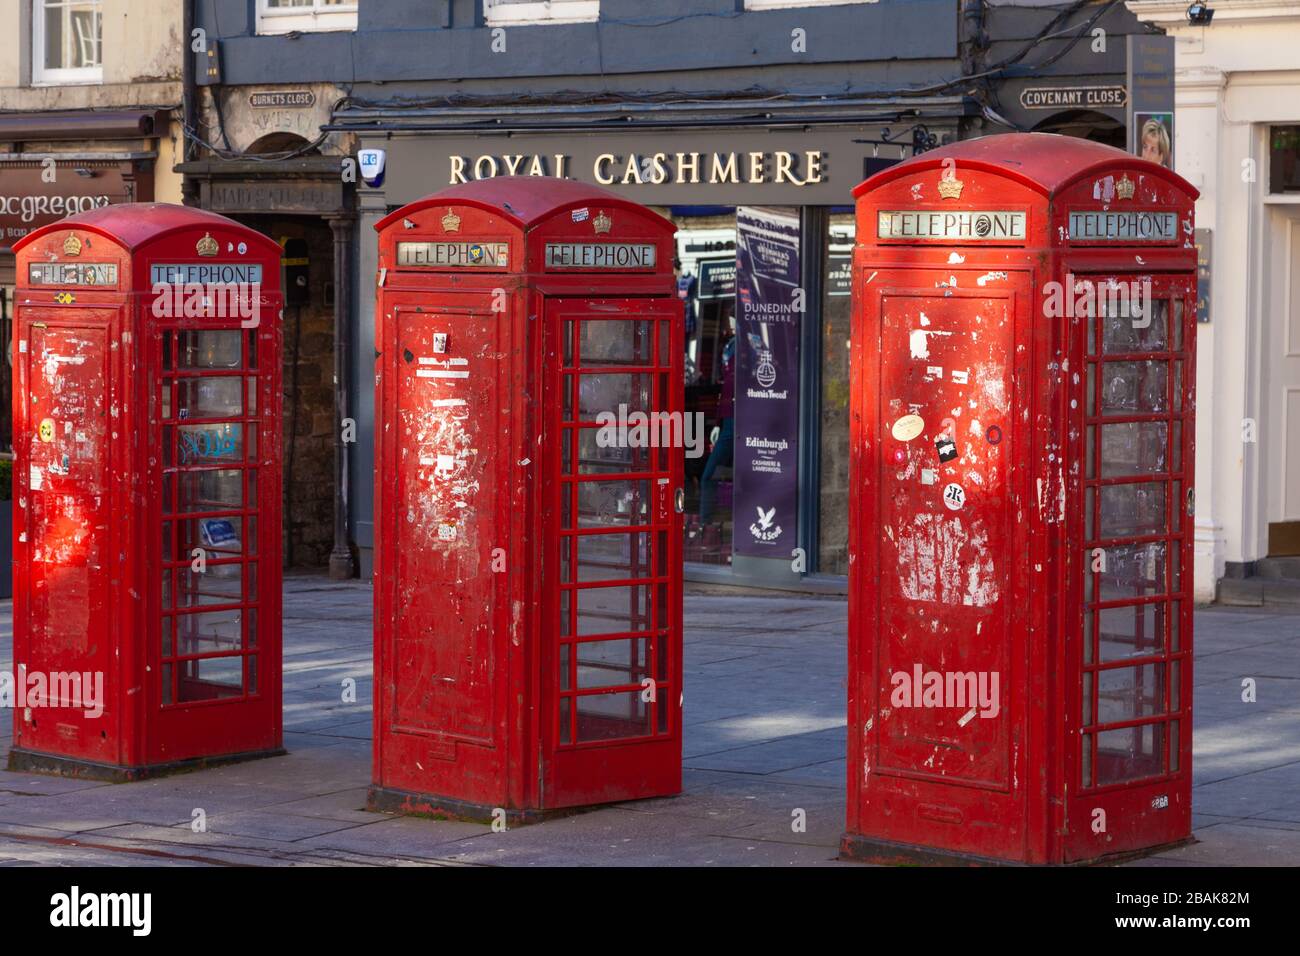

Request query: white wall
[{"left": 1129, "top": 1, "right": 1300, "bottom": 600}]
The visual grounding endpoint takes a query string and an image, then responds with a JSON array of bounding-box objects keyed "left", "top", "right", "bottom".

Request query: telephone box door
[
  {"left": 1066, "top": 272, "right": 1196, "bottom": 857},
  {"left": 19, "top": 308, "right": 121, "bottom": 765},
  {"left": 854, "top": 268, "right": 1034, "bottom": 858},
  {"left": 546, "top": 295, "right": 684, "bottom": 807},
  {"left": 149, "top": 323, "right": 281, "bottom": 761}
]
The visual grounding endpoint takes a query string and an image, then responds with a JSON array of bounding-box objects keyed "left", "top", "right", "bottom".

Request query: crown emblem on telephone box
[
  {"left": 441, "top": 210, "right": 462, "bottom": 233},
  {"left": 196, "top": 232, "right": 220, "bottom": 257},
  {"left": 593, "top": 210, "right": 612, "bottom": 234},
  {"left": 63, "top": 234, "right": 82, "bottom": 257},
  {"left": 938, "top": 176, "right": 964, "bottom": 200},
  {"left": 1116, "top": 174, "right": 1135, "bottom": 200}
]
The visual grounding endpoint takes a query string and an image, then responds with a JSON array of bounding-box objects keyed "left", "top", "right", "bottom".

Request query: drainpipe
[
  {"left": 181, "top": 0, "right": 197, "bottom": 199},
  {"left": 327, "top": 214, "right": 356, "bottom": 579}
]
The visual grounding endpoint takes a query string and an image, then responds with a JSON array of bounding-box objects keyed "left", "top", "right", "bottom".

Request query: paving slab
[{"left": 0, "top": 577, "right": 1297, "bottom": 865}]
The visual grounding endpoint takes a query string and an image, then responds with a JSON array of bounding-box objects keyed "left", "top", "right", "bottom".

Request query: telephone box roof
[
  {"left": 12, "top": 202, "right": 282, "bottom": 256},
  {"left": 852, "top": 132, "right": 1199, "bottom": 201},
  {"left": 375, "top": 176, "right": 676, "bottom": 233}
]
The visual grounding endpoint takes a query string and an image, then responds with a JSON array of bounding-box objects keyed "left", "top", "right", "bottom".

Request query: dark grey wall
[{"left": 197, "top": 0, "right": 959, "bottom": 94}]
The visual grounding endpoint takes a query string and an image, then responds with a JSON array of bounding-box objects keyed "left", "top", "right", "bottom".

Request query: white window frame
[
  {"left": 31, "top": 0, "right": 103, "bottom": 86},
  {"left": 745, "top": 0, "right": 879, "bottom": 10},
  {"left": 256, "top": 0, "right": 358, "bottom": 35},
  {"left": 484, "top": 0, "right": 600, "bottom": 26}
]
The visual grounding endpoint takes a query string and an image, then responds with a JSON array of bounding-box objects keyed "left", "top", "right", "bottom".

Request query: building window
[
  {"left": 484, "top": 0, "right": 600, "bottom": 26},
  {"left": 31, "top": 0, "right": 102, "bottom": 85},
  {"left": 257, "top": 0, "right": 357, "bottom": 35},
  {"left": 745, "top": 0, "right": 879, "bottom": 9},
  {"left": 1270, "top": 126, "right": 1300, "bottom": 194}
]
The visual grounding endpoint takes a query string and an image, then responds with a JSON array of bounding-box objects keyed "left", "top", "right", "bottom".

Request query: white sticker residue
[
  {"left": 909, "top": 328, "right": 952, "bottom": 360},
  {"left": 910, "top": 330, "right": 930, "bottom": 359}
]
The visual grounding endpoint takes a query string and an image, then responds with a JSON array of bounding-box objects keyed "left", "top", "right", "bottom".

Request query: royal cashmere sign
[
  {"left": 451, "top": 150, "right": 825, "bottom": 189},
  {"left": 370, "top": 126, "right": 906, "bottom": 205}
]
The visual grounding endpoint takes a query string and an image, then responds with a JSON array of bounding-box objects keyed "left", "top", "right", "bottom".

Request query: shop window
[
  {"left": 31, "top": 0, "right": 101, "bottom": 85},
  {"left": 1269, "top": 126, "right": 1300, "bottom": 194},
  {"left": 484, "top": 0, "right": 599, "bottom": 25},
  {"left": 257, "top": 0, "right": 357, "bottom": 35},
  {"left": 818, "top": 216, "right": 854, "bottom": 575},
  {"left": 677, "top": 216, "right": 739, "bottom": 567}
]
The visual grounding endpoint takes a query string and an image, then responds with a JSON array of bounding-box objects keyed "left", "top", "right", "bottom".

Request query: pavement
[{"left": 0, "top": 576, "right": 1298, "bottom": 866}]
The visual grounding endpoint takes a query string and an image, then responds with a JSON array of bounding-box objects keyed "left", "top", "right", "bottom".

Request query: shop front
[
  {"left": 339, "top": 104, "right": 965, "bottom": 589},
  {"left": 0, "top": 109, "right": 172, "bottom": 450}
]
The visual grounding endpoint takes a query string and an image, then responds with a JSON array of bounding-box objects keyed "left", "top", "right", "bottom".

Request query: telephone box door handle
[{"left": 674, "top": 487, "right": 685, "bottom": 513}]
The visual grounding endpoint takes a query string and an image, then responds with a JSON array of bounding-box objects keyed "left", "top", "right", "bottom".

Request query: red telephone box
[
  {"left": 844, "top": 133, "right": 1198, "bottom": 864},
  {"left": 10, "top": 204, "right": 284, "bottom": 780},
  {"left": 370, "top": 178, "right": 683, "bottom": 822}
]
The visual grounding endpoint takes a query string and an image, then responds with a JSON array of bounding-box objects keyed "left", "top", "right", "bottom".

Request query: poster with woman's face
[{"left": 1135, "top": 112, "right": 1174, "bottom": 168}]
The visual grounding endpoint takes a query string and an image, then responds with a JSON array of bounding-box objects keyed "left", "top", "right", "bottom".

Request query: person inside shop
[{"left": 699, "top": 315, "right": 736, "bottom": 524}]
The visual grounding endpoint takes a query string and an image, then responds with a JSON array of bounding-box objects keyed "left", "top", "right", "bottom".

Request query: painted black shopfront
[
  {"left": 189, "top": 0, "right": 1171, "bottom": 588},
  {"left": 340, "top": 113, "right": 961, "bottom": 588}
]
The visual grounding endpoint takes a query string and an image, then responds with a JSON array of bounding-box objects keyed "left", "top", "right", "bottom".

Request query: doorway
[{"left": 1264, "top": 204, "right": 1300, "bottom": 556}]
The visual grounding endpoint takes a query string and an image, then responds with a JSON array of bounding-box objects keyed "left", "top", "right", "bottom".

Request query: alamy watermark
[
  {"left": 1042, "top": 273, "right": 1153, "bottom": 323},
  {"left": 0, "top": 666, "right": 105, "bottom": 718},
  {"left": 151, "top": 281, "right": 262, "bottom": 328},
  {"left": 594, "top": 405, "right": 707, "bottom": 459},
  {"left": 890, "top": 664, "right": 1001, "bottom": 720}
]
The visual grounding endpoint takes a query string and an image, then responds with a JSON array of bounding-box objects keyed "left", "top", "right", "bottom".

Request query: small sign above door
[
  {"left": 1019, "top": 85, "right": 1128, "bottom": 110},
  {"left": 249, "top": 90, "right": 316, "bottom": 109}
]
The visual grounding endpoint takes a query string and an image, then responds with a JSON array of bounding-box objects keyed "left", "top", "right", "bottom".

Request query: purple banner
[{"left": 732, "top": 206, "right": 801, "bottom": 558}]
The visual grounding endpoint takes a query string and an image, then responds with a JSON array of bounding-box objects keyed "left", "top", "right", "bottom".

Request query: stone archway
[{"left": 1031, "top": 109, "right": 1126, "bottom": 150}]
